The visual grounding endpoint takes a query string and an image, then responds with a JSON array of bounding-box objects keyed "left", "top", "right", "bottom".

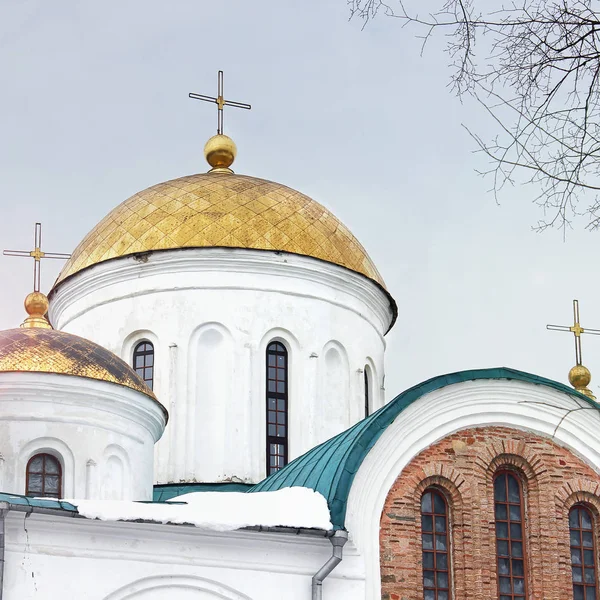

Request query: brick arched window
[
  {"left": 569, "top": 504, "right": 598, "bottom": 599},
  {"left": 266, "top": 341, "right": 288, "bottom": 475},
  {"left": 421, "top": 488, "right": 451, "bottom": 600},
  {"left": 26, "top": 453, "right": 62, "bottom": 498},
  {"left": 494, "top": 470, "right": 527, "bottom": 599},
  {"left": 133, "top": 341, "right": 154, "bottom": 390}
]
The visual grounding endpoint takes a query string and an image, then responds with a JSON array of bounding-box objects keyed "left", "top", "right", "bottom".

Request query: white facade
[
  {"left": 49, "top": 247, "right": 394, "bottom": 484},
  {"left": 3, "top": 378, "right": 600, "bottom": 600},
  {"left": 0, "top": 372, "right": 166, "bottom": 500},
  {"left": 1, "top": 512, "right": 364, "bottom": 600}
]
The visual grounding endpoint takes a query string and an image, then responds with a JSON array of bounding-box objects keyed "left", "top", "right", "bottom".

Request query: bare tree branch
[{"left": 349, "top": 0, "right": 600, "bottom": 231}]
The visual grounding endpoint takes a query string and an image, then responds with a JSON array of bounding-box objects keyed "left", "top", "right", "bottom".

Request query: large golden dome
[
  {"left": 54, "top": 171, "right": 385, "bottom": 286},
  {"left": 0, "top": 327, "right": 161, "bottom": 405}
]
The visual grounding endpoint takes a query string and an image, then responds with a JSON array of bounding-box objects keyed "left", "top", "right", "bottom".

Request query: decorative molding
[
  {"left": 49, "top": 248, "right": 393, "bottom": 336},
  {"left": 0, "top": 372, "right": 166, "bottom": 443},
  {"left": 102, "top": 575, "right": 253, "bottom": 600}
]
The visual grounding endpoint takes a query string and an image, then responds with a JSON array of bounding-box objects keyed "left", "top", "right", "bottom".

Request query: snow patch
[{"left": 67, "top": 487, "right": 332, "bottom": 532}]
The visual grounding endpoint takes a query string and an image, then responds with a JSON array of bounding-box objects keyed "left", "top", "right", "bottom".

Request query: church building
[{"left": 1, "top": 90, "right": 600, "bottom": 600}]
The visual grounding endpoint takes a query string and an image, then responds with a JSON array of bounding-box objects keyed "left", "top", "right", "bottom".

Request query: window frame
[
  {"left": 133, "top": 340, "right": 155, "bottom": 390},
  {"left": 493, "top": 469, "right": 529, "bottom": 600},
  {"left": 420, "top": 486, "right": 452, "bottom": 600},
  {"left": 25, "top": 453, "right": 62, "bottom": 498},
  {"left": 569, "top": 503, "right": 599, "bottom": 600},
  {"left": 266, "top": 341, "right": 289, "bottom": 476},
  {"left": 364, "top": 366, "right": 370, "bottom": 418}
]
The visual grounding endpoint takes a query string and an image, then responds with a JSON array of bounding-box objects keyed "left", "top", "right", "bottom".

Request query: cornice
[
  {"left": 0, "top": 372, "right": 166, "bottom": 442},
  {"left": 49, "top": 248, "right": 396, "bottom": 335}
]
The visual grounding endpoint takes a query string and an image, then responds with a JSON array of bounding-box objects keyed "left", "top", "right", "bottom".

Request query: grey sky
[{"left": 1, "top": 0, "right": 599, "bottom": 399}]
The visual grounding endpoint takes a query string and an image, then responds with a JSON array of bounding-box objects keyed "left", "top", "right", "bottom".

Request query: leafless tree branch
[{"left": 349, "top": 0, "right": 600, "bottom": 231}]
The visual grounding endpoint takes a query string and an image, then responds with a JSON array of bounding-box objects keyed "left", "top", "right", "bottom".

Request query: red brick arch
[{"left": 380, "top": 426, "right": 600, "bottom": 600}]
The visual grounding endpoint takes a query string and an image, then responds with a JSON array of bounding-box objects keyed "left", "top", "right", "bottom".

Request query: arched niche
[
  {"left": 188, "top": 322, "right": 234, "bottom": 479},
  {"left": 319, "top": 341, "right": 350, "bottom": 440}
]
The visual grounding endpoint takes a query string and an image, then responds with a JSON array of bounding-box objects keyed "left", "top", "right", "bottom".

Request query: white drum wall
[
  {"left": 0, "top": 372, "right": 166, "bottom": 500},
  {"left": 49, "top": 248, "right": 395, "bottom": 484}
]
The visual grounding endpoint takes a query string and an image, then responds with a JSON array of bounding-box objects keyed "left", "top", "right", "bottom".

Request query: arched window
[
  {"left": 494, "top": 471, "right": 527, "bottom": 599},
  {"left": 421, "top": 488, "right": 451, "bottom": 600},
  {"left": 364, "top": 366, "right": 370, "bottom": 418},
  {"left": 133, "top": 341, "right": 154, "bottom": 390},
  {"left": 266, "top": 341, "right": 288, "bottom": 475},
  {"left": 569, "top": 504, "right": 598, "bottom": 599},
  {"left": 26, "top": 453, "right": 62, "bottom": 498}
]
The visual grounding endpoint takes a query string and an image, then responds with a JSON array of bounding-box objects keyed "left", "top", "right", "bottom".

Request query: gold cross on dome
[
  {"left": 3, "top": 222, "right": 71, "bottom": 292},
  {"left": 189, "top": 70, "right": 251, "bottom": 135},
  {"left": 547, "top": 300, "right": 600, "bottom": 366}
]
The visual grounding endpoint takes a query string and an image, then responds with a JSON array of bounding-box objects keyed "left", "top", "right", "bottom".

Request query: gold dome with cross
[{"left": 53, "top": 72, "right": 387, "bottom": 290}]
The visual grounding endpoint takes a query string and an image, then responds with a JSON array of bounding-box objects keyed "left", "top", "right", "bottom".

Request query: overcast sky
[{"left": 1, "top": 0, "right": 599, "bottom": 399}]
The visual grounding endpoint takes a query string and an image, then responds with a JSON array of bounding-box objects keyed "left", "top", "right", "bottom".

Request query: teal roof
[
  {"left": 153, "top": 482, "right": 252, "bottom": 502},
  {"left": 250, "top": 367, "right": 596, "bottom": 529},
  {"left": 0, "top": 492, "right": 77, "bottom": 512}
]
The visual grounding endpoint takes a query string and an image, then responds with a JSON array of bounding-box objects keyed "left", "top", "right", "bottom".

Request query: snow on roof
[{"left": 67, "top": 487, "right": 332, "bottom": 532}]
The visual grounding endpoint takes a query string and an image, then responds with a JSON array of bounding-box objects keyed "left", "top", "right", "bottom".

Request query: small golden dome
[
  {"left": 569, "top": 364, "right": 591, "bottom": 388},
  {"left": 21, "top": 291, "right": 51, "bottom": 329},
  {"left": 0, "top": 327, "right": 164, "bottom": 408},
  {"left": 53, "top": 173, "right": 387, "bottom": 290},
  {"left": 204, "top": 134, "right": 236, "bottom": 171}
]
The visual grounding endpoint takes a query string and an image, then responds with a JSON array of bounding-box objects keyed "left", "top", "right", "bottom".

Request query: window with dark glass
[
  {"left": 26, "top": 453, "right": 62, "bottom": 498},
  {"left": 570, "top": 504, "right": 598, "bottom": 600},
  {"left": 421, "top": 488, "right": 451, "bottom": 600},
  {"left": 494, "top": 471, "right": 527, "bottom": 600},
  {"left": 266, "top": 341, "right": 288, "bottom": 475},
  {"left": 133, "top": 341, "right": 154, "bottom": 390},
  {"left": 364, "top": 367, "right": 370, "bottom": 418}
]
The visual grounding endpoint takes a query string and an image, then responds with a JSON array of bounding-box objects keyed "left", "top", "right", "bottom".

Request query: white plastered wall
[
  {"left": 49, "top": 248, "right": 394, "bottom": 484},
  {"left": 2, "top": 515, "right": 366, "bottom": 600},
  {"left": 0, "top": 372, "right": 166, "bottom": 500}
]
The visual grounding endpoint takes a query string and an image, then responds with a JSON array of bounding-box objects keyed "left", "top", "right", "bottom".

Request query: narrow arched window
[
  {"left": 569, "top": 504, "right": 598, "bottom": 599},
  {"left": 421, "top": 488, "right": 451, "bottom": 600},
  {"left": 133, "top": 341, "right": 154, "bottom": 390},
  {"left": 266, "top": 341, "right": 288, "bottom": 475},
  {"left": 364, "top": 367, "right": 370, "bottom": 418},
  {"left": 494, "top": 471, "right": 527, "bottom": 599},
  {"left": 26, "top": 453, "right": 62, "bottom": 498}
]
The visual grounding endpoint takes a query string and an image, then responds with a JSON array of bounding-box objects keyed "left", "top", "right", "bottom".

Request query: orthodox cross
[
  {"left": 547, "top": 300, "right": 600, "bottom": 366},
  {"left": 189, "top": 70, "right": 251, "bottom": 135},
  {"left": 3, "top": 223, "right": 71, "bottom": 292}
]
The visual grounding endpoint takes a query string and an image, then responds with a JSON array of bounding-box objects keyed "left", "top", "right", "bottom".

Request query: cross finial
[
  {"left": 189, "top": 70, "right": 251, "bottom": 135},
  {"left": 3, "top": 223, "right": 71, "bottom": 292},
  {"left": 547, "top": 300, "right": 600, "bottom": 399},
  {"left": 547, "top": 300, "right": 600, "bottom": 365}
]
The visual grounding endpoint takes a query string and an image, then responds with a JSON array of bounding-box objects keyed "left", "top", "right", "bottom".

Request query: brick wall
[{"left": 380, "top": 426, "right": 600, "bottom": 600}]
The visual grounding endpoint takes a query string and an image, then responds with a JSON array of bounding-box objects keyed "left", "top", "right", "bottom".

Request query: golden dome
[
  {"left": 569, "top": 364, "right": 591, "bottom": 389},
  {"left": 568, "top": 364, "right": 596, "bottom": 400},
  {"left": 22, "top": 291, "right": 51, "bottom": 329},
  {"left": 0, "top": 327, "right": 163, "bottom": 406},
  {"left": 204, "top": 134, "right": 236, "bottom": 171},
  {"left": 53, "top": 171, "right": 385, "bottom": 287}
]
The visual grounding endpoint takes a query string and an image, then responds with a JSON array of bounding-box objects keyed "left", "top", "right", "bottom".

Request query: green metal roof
[
  {"left": 153, "top": 482, "right": 253, "bottom": 502},
  {"left": 250, "top": 367, "right": 596, "bottom": 529},
  {"left": 0, "top": 492, "right": 77, "bottom": 512}
]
